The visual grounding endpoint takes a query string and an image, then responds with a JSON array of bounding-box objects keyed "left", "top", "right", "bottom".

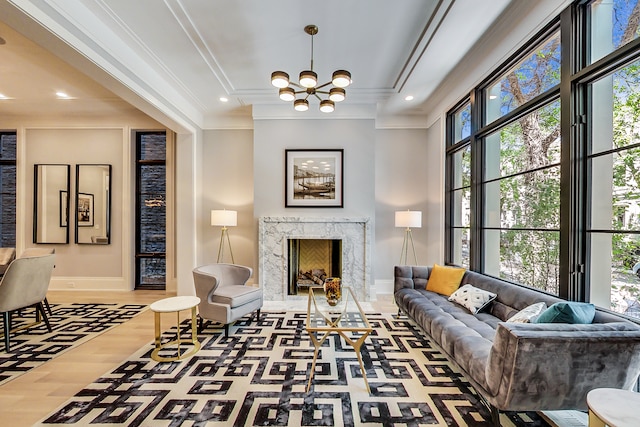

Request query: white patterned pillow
[
  {"left": 507, "top": 302, "right": 547, "bottom": 323},
  {"left": 448, "top": 284, "right": 497, "bottom": 314}
]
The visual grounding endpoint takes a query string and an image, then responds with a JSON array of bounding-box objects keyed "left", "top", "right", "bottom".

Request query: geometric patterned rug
[
  {"left": 35, "top": 311, "right": 550, "bottom": 426},
  {"left": 0, "top": 303, "right": 147, "bottom": 386}
]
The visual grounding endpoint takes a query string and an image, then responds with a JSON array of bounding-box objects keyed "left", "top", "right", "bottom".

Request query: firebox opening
[{"left": 288, "top": 239, "right": 342, "bottom": 295}]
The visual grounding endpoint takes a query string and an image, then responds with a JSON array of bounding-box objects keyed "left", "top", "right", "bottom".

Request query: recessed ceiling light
[
  {"left": 404, "top": 95, "right": 414, "bottom": 101},
  {"left": 56, "top": 91, "right": 71, "bottom": 99},
  {"left": 219, "top": 97, "right": 229, "bottom": 102},
  {"left": 0, "top": 93, "right": 10, "bottom": 100}
]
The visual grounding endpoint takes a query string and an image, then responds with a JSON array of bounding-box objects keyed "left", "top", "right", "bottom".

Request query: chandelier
[{"left": 271, "top": 25, "right": 351, "bottom": 113}]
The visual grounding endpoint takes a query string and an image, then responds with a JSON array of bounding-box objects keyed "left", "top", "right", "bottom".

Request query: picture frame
[
  {"left": 285, "top": 149, "right": 343, "bottom": 208},
  {"left": 59, "top": 190, "right": 68, "bottom": 227},
  {"left": 77, "top": 192, "right": 94, "bottom": 227}
]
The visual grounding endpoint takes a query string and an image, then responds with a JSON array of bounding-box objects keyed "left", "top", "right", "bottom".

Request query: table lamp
[
  {"left": 395, "top": 210, "right": 422, "bottom": 265},
  {"left": 211, "top": 209, "right": 237, "bottom": 263}
]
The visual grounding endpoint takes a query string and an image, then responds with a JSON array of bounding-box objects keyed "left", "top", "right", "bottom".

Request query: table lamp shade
[
  {"left": 211, "top": 210, "right": 237, "bottom": 227},
  {"left": 395, "top": 210, "right": 422, "bottom": 228}
]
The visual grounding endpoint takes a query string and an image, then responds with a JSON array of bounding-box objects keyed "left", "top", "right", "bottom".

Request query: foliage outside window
[
  {"left": 588, "top": 57, "right": 640, "bottom": 318},
  {"left": 482, "top": 100, "right": 561, "bottom": 293},
  {"left": 445, "top": 0, "right": 640, "bottom": 317},
  {"left": 484, "top": 31, "right": 560, "bottom": 125}
]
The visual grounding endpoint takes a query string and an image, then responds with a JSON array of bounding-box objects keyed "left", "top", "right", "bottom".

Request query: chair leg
[
  {"left": 36, "top": 303, "right": 52, "bottom": 333},
  {"left": 224, "top": 323, "right": 229, "bottom": 337},
  {"left": 43, "top": 298, "right": 53, "bottom": 316},
  {"left": 3, "top": 311, "right": 10, "bottom": 352},
  {"left": 197, "top": 316, "right": 203, "bottom": 334},
  {"left": 255, "top": 309, "right": 261, "bottom": 323}
]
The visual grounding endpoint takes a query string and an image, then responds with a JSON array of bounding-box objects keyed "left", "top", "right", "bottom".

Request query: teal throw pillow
[{"left": 534, "top": 302, "right": 596, "bottom": 324}]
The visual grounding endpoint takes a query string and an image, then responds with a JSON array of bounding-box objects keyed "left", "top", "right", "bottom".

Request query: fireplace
[
  {"left": 258, "top": 217, "right": 371, "bottom": 301},
  {"left": 288, "top": 239, "right": 342, "bottom": 295}
]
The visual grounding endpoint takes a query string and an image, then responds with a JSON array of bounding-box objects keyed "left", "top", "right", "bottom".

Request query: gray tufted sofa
[{"left": 394, "top": 265, "right": 640, "bottom": 425}]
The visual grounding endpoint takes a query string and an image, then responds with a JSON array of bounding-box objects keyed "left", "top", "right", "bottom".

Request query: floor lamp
[
  {"left": 211, "top": 209, "right": 237, "bottom": 264},
  {"left": 395, "top": 210, "right": 422, "bottom": 265}
]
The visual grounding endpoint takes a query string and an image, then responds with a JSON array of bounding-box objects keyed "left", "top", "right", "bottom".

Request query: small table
[
  {"left": 587, "top": 388, "right": 640, "bottom": 427},
  {"left": 306, "top": 286, "right": 372, "bottom": 393},
  {"left": 150, "top": 296, "right": 201, "bottom": 362}
]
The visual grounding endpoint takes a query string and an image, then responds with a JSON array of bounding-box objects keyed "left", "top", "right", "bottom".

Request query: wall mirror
[
  {"left": 34, "top": 164, "right": 70, "bottom": 244},
  {"left": 75, "top": 164, "right": 111, "bottom": 245}
]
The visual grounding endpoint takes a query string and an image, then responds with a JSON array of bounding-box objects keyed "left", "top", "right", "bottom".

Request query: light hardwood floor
[{"left": 0, "top": 290, "right": 397, "bottom": 426}]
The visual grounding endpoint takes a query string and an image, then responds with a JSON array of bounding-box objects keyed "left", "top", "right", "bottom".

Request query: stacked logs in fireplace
[{"left": 297, "top": 268, "right": 328, "bottom": 287}]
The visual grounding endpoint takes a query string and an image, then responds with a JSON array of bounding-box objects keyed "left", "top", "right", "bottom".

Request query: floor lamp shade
[
  {"left": 395, "top": 210, "right": 422, "bottom": 265},
  {"left": 211, "top": 210, "right": 237, "bottom": 263},
  {"left": 211, "top": 210, "right": 237, "bottom": 227},
  {"left": 395, "top": 211, "right": 422, "bottom": 229}
]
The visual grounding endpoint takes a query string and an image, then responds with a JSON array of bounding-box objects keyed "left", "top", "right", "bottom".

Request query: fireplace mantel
[{"left": 258, "top": 217, "right": 372, "bottom": 301}]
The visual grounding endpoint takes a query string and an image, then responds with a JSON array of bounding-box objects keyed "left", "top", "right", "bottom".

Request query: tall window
[
  {"left": 136, "top": 132, "right": 166, "bottom": 290},
  {"left": 445, "top": 0, "right": 640, "bottom": 319},
  {"left": 585, "top": 0, "right": 640, "bottom": 318},
  {"left": 0, "top": 132, "right": 16, "bottom": 247},
  {"left": 447, "top": 102, "right": 471, "bottom": 268}
]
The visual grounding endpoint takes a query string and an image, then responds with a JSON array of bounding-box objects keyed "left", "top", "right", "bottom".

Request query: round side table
[
  {"left": 150, "top": 296, "right": 201, "bottom": 362},
  {"left": 587, "top": 388, "right": 640, "bottom": 427}
]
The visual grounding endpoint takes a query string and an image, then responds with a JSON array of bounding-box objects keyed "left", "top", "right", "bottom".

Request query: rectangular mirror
[
  {"left": 34, "top": 164, "right": 70, "bottom": 244},
  {"left": 75, "top": 164, "right": 111, "bottom": 245}
]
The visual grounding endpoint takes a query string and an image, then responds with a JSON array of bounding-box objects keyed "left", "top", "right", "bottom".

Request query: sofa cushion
[
  {"left": 426, "top": 264, "right": 465, "bottom": 296},
  {"left": 535, "top": 302, "right": 596, "bottom": 324},
  {"left": 449, "top": 284, "right": 497, "bottom": 314},
  {"left": 507, "top": 302, "right": 547, "bottom": 323}
]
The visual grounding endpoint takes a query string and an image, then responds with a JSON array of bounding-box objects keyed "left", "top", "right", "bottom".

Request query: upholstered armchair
[
  {"left": 0, "top": 253, "right": 56, "bottom": 352},
  {"left": 192, "top": 263, "right": 263, "bottom": 337},
  {"left": 20, "top": 247, "right": 55, "bottom": 316}
]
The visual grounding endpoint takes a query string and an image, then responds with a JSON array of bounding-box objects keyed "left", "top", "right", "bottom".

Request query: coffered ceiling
[{"left": 0, "top": 0, "right": 565, "bottom": 130}]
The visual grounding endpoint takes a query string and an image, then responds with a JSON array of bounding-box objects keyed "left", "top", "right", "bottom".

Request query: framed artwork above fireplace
[{"left": 285, "top": 149, "right": 343, "bottom": 208}]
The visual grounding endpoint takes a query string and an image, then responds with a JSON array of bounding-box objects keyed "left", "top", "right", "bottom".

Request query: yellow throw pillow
[{"left": 426, "top": 264, "right": 466, "bottom": 296}]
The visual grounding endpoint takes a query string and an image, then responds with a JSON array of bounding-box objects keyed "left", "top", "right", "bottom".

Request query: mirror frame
[
  {"left": 75, "top": 164, "right": 112, "bottom": 245},
  {"left": 33, "top": 164, "right": 71, "bottom": 244}
]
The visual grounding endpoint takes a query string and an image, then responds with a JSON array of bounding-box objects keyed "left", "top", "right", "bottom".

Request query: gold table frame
[
  {"left": 305, "top": 286, "right": 372, "bottom": 393},
  {"left": 150, "top": 296, "right": 201, "bottom": 362}
]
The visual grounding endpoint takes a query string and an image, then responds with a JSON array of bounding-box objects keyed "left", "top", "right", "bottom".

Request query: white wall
[
  {"left": 201, "top": 129, "right": 255, "bottom": 270},
  {"left": 374, "top": 122, "right": 443, "bottom": 294},
  {"left": 253, "top": 118, "right": 376, "bottom": 285},
  {"left": 0, "top": 112, "right": 169, "bottom": 291}
]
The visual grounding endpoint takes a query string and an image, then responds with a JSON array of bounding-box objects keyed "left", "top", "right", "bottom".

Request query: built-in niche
[
  {"left": 75, "top": 164, "right": 111, "bottom": 245},
  {"left": 33, "top": 164, "right": 70, "bottom": 244}
]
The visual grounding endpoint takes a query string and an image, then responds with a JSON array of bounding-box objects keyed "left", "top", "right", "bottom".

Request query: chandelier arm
[
  {"left": 315, "top": 90, "right": 330, "bottom": 95},
  {"left": 289, "top": 82, "right": 303, "bottom": 89},
  {"left": 313, "top": 93, "right": 323, "bottom": 101},
  {"left": 315, "top": 81, "right": 332, "bottom": 90}
]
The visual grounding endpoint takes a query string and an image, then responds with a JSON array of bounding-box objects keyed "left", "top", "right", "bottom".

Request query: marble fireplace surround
[{"left": 258, "top": 217, "right": 372, "bottom": 301}]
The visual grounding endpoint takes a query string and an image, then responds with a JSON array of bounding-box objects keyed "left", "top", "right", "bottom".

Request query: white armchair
[
  {"left": 192, "top": 263, "right": 263, "bottom": 337},
  {"left": 0, "top": 253, "right": 56, "bottom": 352}
]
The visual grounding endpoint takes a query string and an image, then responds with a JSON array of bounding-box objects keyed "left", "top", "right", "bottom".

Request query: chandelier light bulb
[
  {"left": 279, "top": 87, "right": 295, "bottom": 102},
  {"left": 320, "top": 99, "right": 335, "bottom": 113},
  {"left": 299, "top": 70, "right": 317, "bottom": 88},
  {"left": 332, "top": 70, "right": 351, "bottom": 88},
  {"left": 294, "top": 99, "right": 309, "bottom": 111},
  {"left": 329, "top": 87, "right": 346, "bottom": 102},
  {"left": 271, "top": 71, "right": 290, "bottom": 88}
]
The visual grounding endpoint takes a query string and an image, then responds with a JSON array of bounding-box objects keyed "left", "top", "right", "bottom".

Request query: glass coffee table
[{"left": 306, "top": 286, "right": 372, "bottom": 393}]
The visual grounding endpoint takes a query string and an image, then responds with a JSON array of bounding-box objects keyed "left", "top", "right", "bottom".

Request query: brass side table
[
  {"left": 305, "top": 286, "right": 372, "bottom": 393},
  {"left": 150, "top": 296, "right": 201, "bottom": 362},
  {"left": 587, "top": 388, "right": 640, "bottom": 427}
]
